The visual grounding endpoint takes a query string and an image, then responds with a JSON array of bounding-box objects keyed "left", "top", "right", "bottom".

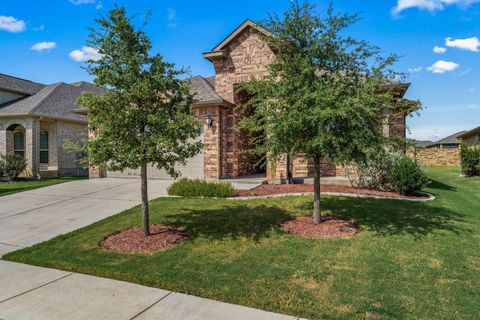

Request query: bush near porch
[{"left": 4, "top": 167, "right": 480, "bottom": 319}]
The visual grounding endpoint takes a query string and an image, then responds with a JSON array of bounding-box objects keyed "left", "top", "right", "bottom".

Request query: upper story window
[
  {"left": 13, "top": 132, "right": 25, "bottom": 158},
  {"left": 40, "top": 131, "right": 49, "bottom": 164}
]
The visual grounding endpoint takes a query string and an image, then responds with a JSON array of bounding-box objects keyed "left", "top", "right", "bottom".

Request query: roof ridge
[
  {"left": 0, "top": 73, "right": 39, "bottom": 84},
  {"left": 29, "top": 83, "right": 64, "bottom": 115}
]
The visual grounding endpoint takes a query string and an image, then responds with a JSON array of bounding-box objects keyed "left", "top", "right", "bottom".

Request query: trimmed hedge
[
  {"left": 167, "top": 178, "right": 235, "bottom": 198},
  {"left": 460, "top": 144, "right": 480, "bottom": 176}
]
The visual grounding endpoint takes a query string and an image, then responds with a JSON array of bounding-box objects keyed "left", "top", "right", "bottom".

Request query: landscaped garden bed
[
  {"left": 234, "top": 183, "right": 432, "bottom": 200},
  {"left": 4, "top": 168, "right": 478, "bottom": 319},
  {"left": 101, "top": 224, "right": 189, "bottom": 254}
]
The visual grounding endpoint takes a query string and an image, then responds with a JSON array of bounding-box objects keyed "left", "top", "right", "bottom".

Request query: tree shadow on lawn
[
  {"left": 428, "top": 179, "right": 457, "bottom": 192},
  {"left": 297, "top": 197, "right": 470, "bottom": 238},
  {"left": 161, "top": 204, "right": 293, "bottom": 241}
]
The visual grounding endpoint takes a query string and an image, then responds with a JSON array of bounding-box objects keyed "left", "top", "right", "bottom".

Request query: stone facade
[
  {"left": 0, "top": 117, "right": 87, "bottom": 178},
  {"left": 413, "top": 148, "right": 461, "bottom": 166}
]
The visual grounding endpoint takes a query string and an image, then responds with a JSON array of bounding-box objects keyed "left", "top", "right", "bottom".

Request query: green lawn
[
  {"left": 0, "top": 176, "right": 87, "bottom": 197},
  {"left": 4, "top": 167, "right": 480, "bottom": 319}
]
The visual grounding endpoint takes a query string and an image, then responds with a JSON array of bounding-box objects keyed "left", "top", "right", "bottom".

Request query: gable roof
[
  {"left": 0, "top": 73, "right": 45, "bottom": 95},
  {"left": 203, "top": 19, "right": 269, "bottom": 61},
  {"left": 429, "top": 131, "right": 466, "bottom": 146},
  {"left": 458, "top": 126, "right": 480, "bottom": 139},
  {"left": 71, "top": 81, "right": 105, "bottom": 95},
  {"left": 0, "top": 81, "right": 103, "bottom": 123}
]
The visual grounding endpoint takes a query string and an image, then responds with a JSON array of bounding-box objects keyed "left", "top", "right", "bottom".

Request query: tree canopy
[{"left": 239, "top": 1, "right": 415, "bottom": 223}]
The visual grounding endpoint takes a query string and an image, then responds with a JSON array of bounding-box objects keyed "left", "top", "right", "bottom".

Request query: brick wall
[
  {"left": 211, "top": 27, "right": 275, "bottom": 178},
  {"left": 56, "top": 121, "right": 88, "bottom": 176}
]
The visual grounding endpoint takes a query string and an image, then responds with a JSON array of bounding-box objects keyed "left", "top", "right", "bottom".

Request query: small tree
[
  {"left": 240, "top": 1, "right": 415, "bottom": 224},
  {"left": 79, "top": 7, "right": 202, "bottom": 236}
]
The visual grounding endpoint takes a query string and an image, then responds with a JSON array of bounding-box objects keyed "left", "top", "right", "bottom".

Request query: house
[
  {"left": 426, "top": 131, "right": 466, "bottom": 149},
  {"left": 413, "top": 140, "right": 434, "bottom": 149},
  {"left": 458, "top": 127, "right": 480, "bottom": 147},
  {"left": 0, "top": 73, "right": 102, "bottom": 178},
  {"left": 90, "top": 20, "right": 415, "bottom": 182}
]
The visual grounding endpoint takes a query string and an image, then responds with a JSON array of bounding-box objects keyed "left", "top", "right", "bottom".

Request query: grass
[
  {"left": 0, "top": 176, "right": 87, "bottom": 197},
  {"left": 4, "top": 167, "right": 480, "bottom": 319}
]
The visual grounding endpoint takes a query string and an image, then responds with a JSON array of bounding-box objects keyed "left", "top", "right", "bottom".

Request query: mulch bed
[
  {"left": 235, "top": 184, "right": 429, "bottom": 200},
  {"left": 281, "top": 216, "right": 358, "bottom": 238},
  {"left": 101, "top": 224, "right": 189, "bottom": 254}
]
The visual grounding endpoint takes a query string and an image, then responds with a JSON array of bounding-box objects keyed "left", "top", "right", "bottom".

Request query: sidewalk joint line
[
  {"left": 129, "top": 291, "right": 173, "bottom": 319},
  {"left": 0, "top": 272, "right": 74, "bottom": 304}
]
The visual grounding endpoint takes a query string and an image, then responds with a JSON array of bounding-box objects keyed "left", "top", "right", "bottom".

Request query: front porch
[{"left": 0, "top": 118, "right": 58, "bottom": 178}]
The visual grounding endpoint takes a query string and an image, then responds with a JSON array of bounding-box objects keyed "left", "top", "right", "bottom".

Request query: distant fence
[{"left": 411, "top": 148, "right": 460, "bottom": 166}]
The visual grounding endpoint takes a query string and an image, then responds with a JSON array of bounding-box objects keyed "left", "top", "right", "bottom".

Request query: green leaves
[
  {"left": 78, "top": 6, "right": 202, "bottom": 177},
  {"left": 238, "top": 1, "right": 407, "bottom": 166}
]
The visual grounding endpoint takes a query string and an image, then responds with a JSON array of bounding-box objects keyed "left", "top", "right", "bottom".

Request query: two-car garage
[{"left": 106, "top": 131, "right": 205, "bottom": 180}]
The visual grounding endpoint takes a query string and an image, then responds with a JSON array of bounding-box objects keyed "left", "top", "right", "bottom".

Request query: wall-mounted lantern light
[{"left": 204, "top": 115, "right": 213, "bottom": 128}]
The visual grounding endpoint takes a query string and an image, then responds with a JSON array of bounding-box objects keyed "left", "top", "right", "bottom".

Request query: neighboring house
[
  {"left": 90, "top": 19, "right": 415, "bottom": 182},
  {"left": 427, "top": 131, "right": 466, "bottom": 149},
  {"left": 458, "top": 127, "right": 480, "bottom": 147},
  {"left": 0, "top": 73, "right": 102, "bottom": 178},
  {"left": 413, "top": 140, "right": 434, "bottom": 149}
]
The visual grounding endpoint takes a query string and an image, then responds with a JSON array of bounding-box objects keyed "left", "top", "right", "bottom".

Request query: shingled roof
[
  {"left": 0, "top": 73, "right": 45, "bottom": 95},
  {"left": 187, "top": 76, "right": 232, "bottom": 106},
  {"left": 0, "top": 80, "right": 103, "bottom": 123}
]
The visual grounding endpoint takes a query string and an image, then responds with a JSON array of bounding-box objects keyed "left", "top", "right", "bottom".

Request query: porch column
[
  {"left": 25, "top": 119, "right": 40, "bottom": 177},
  {"left": 0, "top": 128, "right": 6, "bottom": 156}
]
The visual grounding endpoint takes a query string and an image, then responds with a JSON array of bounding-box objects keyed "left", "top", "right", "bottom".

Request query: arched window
[
  {"left": 40, "top": 131, "right": 49, "bottom": 164},
  {"left": 13, "top": 132, "right": 25, "bottom": 158}
]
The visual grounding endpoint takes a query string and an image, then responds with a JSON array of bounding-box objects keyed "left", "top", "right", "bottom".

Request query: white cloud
[
  {"left": 33, "top": 25, "right": 45, "bottom": 32},
  {"left": 427, "top": 60, "right": 460, "bottom": 73},
  {"left": 408, "top": 125, "right": 474, "bottom": 141},
  {"left": 433, "top": 46, "right": 447, "bottom": 53},
  {"left": 392, "top": 0, "right": 480, "bottom": 15},
  {"left": 445, "top": 37, "right": 480, "bottom": 52},
  {"left": 167, "top": 9, "right": 178, "bottom": 28},
  {"left": 31, "top": 41, "right": 57, "bottom": 52},
  {"left": 408, "top": 66, "right": 423, "bottom": 73},
  {"left": 69, "top": 46, "right": 103, "bottom": 62},
  {"left": 96, "top": 2, "right": 103, "bottom": 9},
  {"left": 0, "top": 16, "right": 26, "bottom": 33},
  {"left": 69, "top": 0, "right": 95, "bottom": 4}
]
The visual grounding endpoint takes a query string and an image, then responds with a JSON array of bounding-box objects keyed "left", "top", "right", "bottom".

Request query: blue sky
[{"left": 1, "top": 0, "right": 479, "bottom": 141}]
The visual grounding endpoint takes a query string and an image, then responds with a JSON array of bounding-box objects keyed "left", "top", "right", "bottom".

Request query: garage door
[{"left": 107, "top": 131, "right": 204, "bottom": 180}]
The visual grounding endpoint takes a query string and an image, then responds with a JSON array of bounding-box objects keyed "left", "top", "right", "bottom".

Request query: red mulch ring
[
  {"left": 281, "top": 216, "right": 358, "bottom": 238},
  {"left": 101, "top": 225, "right": 188, "bottom": 254},
  {"left": 235, "top": 184, "right": 429, "bottom": 200}
]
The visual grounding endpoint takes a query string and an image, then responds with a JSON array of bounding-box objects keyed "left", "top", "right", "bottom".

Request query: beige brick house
[
  {"left": 0, "top": 73, "right": 102, "bottom": 178},
  {"left": 95, "top": 20, "right": 414, "bottom": 182}
]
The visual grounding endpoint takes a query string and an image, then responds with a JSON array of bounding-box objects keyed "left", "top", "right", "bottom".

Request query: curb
[{"left": 230, "top": 191, "right": 436, "bottom": 202}]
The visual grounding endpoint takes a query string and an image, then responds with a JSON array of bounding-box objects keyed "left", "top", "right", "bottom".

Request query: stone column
[
  {"left": 25, "top": 118, "right": 40, "bottom": 177},
  {"left": 0, "top": 128, "right": 6, "bottom": 156}
]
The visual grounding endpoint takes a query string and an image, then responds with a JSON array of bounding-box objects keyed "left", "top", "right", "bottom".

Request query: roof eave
[{"left": 458, "top": 126, "right": 480, "bottom": 139}]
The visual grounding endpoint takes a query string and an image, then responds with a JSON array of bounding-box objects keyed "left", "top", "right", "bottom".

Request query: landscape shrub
[
  {"left": 0, "top": 154, "right": 5, "bottom": 177},
  {"left": 2, "top": 154, "right": 27, "bottom": 181},
  {"left": 391, "top": 156, "right": 429, "bottom": 195},
  {"left": 350, "top": 152, "right": 399, "bottom": 192},
  {"left": 167, "top": 178, "right": 235, "bottom": 198},
  {"left": 460, "top": 144, "right": 480, "bottom": 176}
]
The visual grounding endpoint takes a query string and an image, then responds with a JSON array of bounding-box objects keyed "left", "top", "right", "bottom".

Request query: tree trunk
[
  {"left": 286, "top": 154, "right": 293, "bottom": 184},
  {"left": 140, "top": 163, "right": 150, "bottom": 237},
  {"left": 313, "top": 155, "right": 321, "bottom": 224}
]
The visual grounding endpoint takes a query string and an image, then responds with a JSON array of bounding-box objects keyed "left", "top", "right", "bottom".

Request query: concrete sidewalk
[{"left": 0, "top": 261, "right": 300, "bottom": 320}]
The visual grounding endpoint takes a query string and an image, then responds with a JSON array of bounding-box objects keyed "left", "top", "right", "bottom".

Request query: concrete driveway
[
  {"left": 0, "top": 178, "right": 173, "bottom": 256},
  {"left": 0, "top": 177, "right": 294, "bottom": 320}
]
